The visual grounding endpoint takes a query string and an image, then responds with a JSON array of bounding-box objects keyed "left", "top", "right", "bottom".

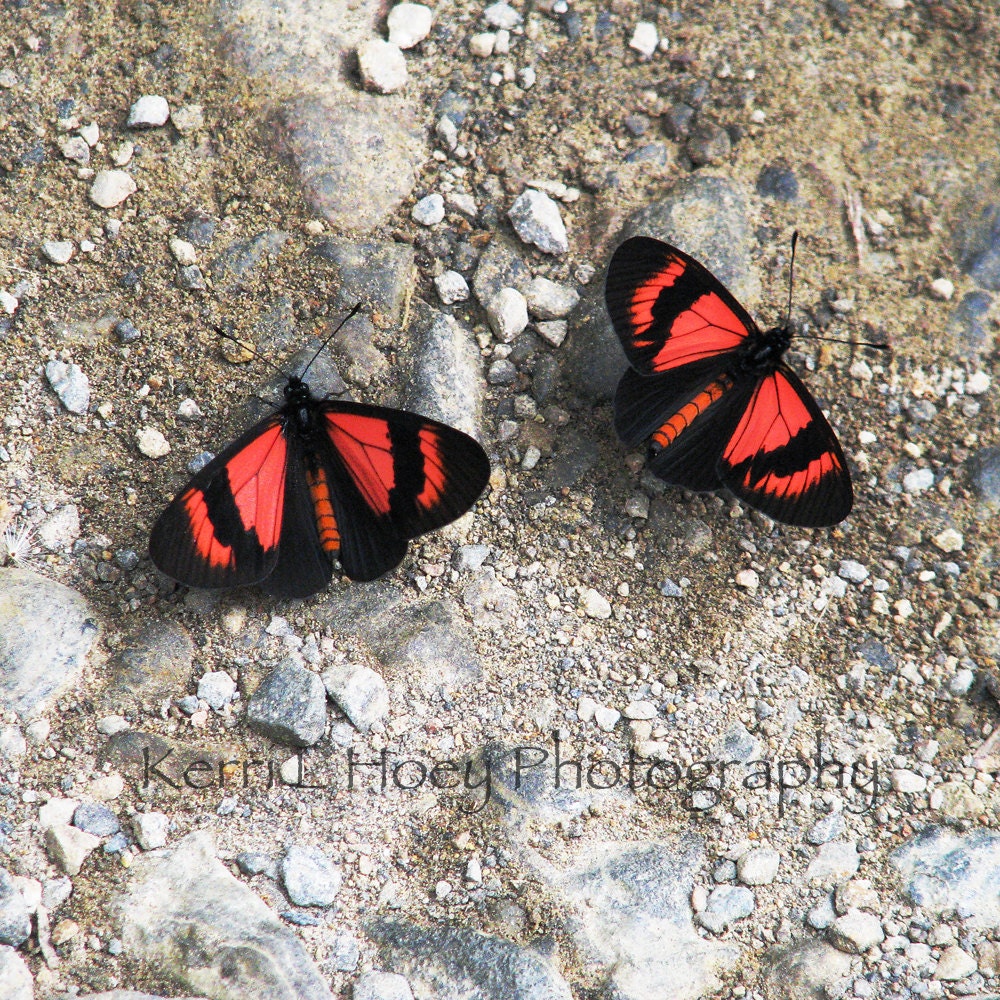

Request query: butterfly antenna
[
  {"left": 784, "top": 230, "right": 798, "bottom": 332},
  {"left": 301, "top": 302, "right": 364, "bottom": 379}
]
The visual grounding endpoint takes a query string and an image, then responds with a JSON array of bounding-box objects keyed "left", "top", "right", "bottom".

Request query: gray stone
[
  {"left": 209, "top": 230, "right": 290, "bottom": 292},
  {"left": 472, "top": 242, "right": 531, "bottom": 306},
  {"left": 132, "top": 812, "right": 169, "bottom": 850},
  {"left": 486, "top": 287, "right": 529, "bottom": 342},
  {"left": 404, "top": 303, "right": 483, "bottom": 438},
  {"left": 321, "top": 663, "right": 389, "bottom": 732},
  {"left": 105, "top": 620, "right": 194, "bottom": 711},
  {"left": 45, "top": 360, "right": 90, "bottom": 413},
  {"left": 891, "top": 825, "right": 1000, "bottom": 928},
  {"left": 484, "top": 2, "right": 522, "bottom": 29},
  {"left": 0, "top": 569, "right": 97, "bottom": 719},
  {"left": 73, "top": 802, "right": 121, "bottom": 838},
  {"left": 934, "top": 944, "right": 977, "bottom": 981},
  {"left": 947, "top": 290, "right": 994, "bottom": 358},
  {"left": 806, "top": 894, "right": 837, "bottom": 930},
  {"left": 508, "top": 189, "right": 569, "bottom": 255},
  {"left": 954, "top": 184, "right": 1000, "bottom": 290},
  {"left": 487, "top": 359, "right": 517, "bottom": 385},
  {"left": 523, "top": 276, "right": 579, "bottom": 319},
  {"left": 0, "top": 946, "right": 32, "bottom": 1000},
  {"left": 564, "top": 175, "right": 757, "bottom": 399},
  {"left": 280, "top": 844, "right": 342, "bottom": 907},
  {"left": 762, "top": 940, "right": 852, "bottom": 1000},
  {"left": 0, "top": 870, "right": 30, "bottom": 946},
  {"left": 806, "top": 811, "right": 846, "bottom": 845},
  {"left": 453, "top": 544, "right": 489, "bottom": 572},
  {"left": 969, "top": 445, "right": 1000, "bottom": 510},
  {"left": 247, "top": 659, "right": 328, "bottom": 747},
  {"left": 434, "top": 270, "right": 469, "bottom": 305},
  {"left": 710, "top": 721, "right": 760, "bottom": 763},
  {"left": 370, "top": 919, "right": 571, "bottom": 1000},
  {"left": 697, "top": 884, "right": 756, "bottom": 931},
  {"left": 116, "top": 831, "right": 334, "bottom": 999},
  {"left": 411, "top": 192, "right": 444, "bottom": 225}
]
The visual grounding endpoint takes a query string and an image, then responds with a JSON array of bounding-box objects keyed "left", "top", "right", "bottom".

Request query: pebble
[
  {"left": 90, "top": 169, "right": 137, "bottom": 208},
  {"left": 42, "top": 240, "right": 75, "bottom": 265},
  {"left": 169, "top": 237, "right": 198, "bottom": 266},
  {"left": 580, "top": 588, "right": 612, "bottom": 619},
  {"left": 127, "top": 95, "right": 170, "bottom": 127},
  {"left": 807, "top": 895, "right": 837, "bottom": 930},
  {"left": 931, "top": 527, "right": 963, "bottom": 552},
  {"left": 622, "top": 701, "right": 656, "bottom": 720},
  {"left": 434, "top": 270, "right": 469, "bottom": 305},
  {"left": 929, "top": 277, "right": 954, "bottom": 300},
  {"left": 934, "top": 944, "right": 976, "bottom": 981},
  {"left": 436, "top": 115, "right": 459, "bottom": 151},
  {"left": 136, "top": 426, "right": 171, "bottom": 459},
  {"left": 737, "top": 848, "right": 780, "bottom": 886},
  {"left": 358, "top": 39, "right": 408, "bottom": 93},
  {"left": 807, "top": 842, "right": 860, "bottom": 883},
  {"left": 411, "top": 193, "right": 445, "bottom": 226},
  {"left": 735, "top": 569, "right": 759, "bottom": 590},
  {"left": 508, "top": 189, "right": 569, "bottom": 255},
  {"left": 522, "top": 446, "right": 541, "bottom": 470},
  {"left": 353, "top": 971, "right": 415, "bottom": 1000},
  {"left": 247, "top": 658, "right": 328, "bottom": 747},
  {"left": 0, "top": 870, "right": 31, "bottom": 947},
  {"left": 828, "top": 909, "right": 885, "bottom": 954},
  {"left": 198, "top": 670, "right": 237, "bottom": 710},
  {"left": 453, "top": 544, "right": 489, "bottom": 572},
  {"left": 890, "top": 769, "right": 927, "bottom": 794},
  {"left": 59, "top": 135, "right": 90, "bottom": 163},
  {"left": 593, "top": 705, "right": 621, "bottom": 731},
  {"left": 484, "top": 1, "right": 522, "bottom": 29},
  {"left": 966, "top": 370, "right": 990, "bottom": 394},
  {"left": 37, "top": 505, "right": 80, "bottom": 551},
  {"left": 629, "top": 21, "right": 659, "bottom": 58},
  {"left": 132, "top": 811, "right": 169, "bottom": 850},
  {"left": 280, "top": 844, "right": 342, "bottom": 907},
  {"left": 756, "top": 160, "right": 799, "bottom": 201},
  {"left": 171, "top": 104, "right": 205, "bottom": 133},
  {"left": 697, "top": 885, "right": 755, "bottom": 932},
  {"left": 838, "top": 560, "right": 869, "bottom": 583},
  {"left": 321, "top": 663, "right": 390, "bottom": 732},
  {"left": 902, "top": 468, "right": 934, "bottom": 493},
  {"left": 659, "top": 579, "right": 683, "bottom": 598},
  {"left": 45, "top": 824, "right": 100, "bottom": 875},
  {"left": 469, "top": 33, "right": 496, "bottom": 58},
  {"left": 72, "top": 802, "right": 120, "bottom": 838},
  {"left": 177, "top": 398, "right": 203, "bottom": 421},
  {"left": 0, "top": 291, "right": 17, "bottom": 315},
  {"left": 387, "top": 3, "right": 433, "bottom": 49},
  {"left": 535, "top": 320, "right": 568, "bottom": 347},
  {"left": 523, "top": 276, "right": 580, "bottom": 319},
  {"left": 45, "top": 360, "right": 90, "bottom": 414},
  {"left": 487, "top": 287, "right": 529, "bottom": 342}
]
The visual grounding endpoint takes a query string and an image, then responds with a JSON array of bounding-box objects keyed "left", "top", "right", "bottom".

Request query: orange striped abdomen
[
  {"left": 307, "top": 467, "right": 341, "bottom": 554},
  {"left": 650, "top": 375, "right": 734, "bottom": 450}
]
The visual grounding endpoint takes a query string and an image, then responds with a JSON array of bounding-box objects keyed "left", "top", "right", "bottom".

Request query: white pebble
[
  {"left": 434, "top": 270, "right": 469, "bottom": 305},
  {"left": 518, "top": 66, "right": 536, "bottom": 89},
  {"left": 522, "top": 446, "right": 541, "bottom": 470},
  {"left": 469, "top": 33, "right": 496, "bottom": 58},
  {"left": 486, "top": 287, "right": 529, "bottom": 342},
  {"left": 177, "top": 398, "right": 203, "bottom": 421},
  {"left": 535, "top": 320, "right": 568, "bottom": 348},
  {"left": 838, "top": 560, "right": 869, "bottom": 584},
  {"left": 357, "top": 39, "right": 408, "bottom": 94},
  {"left": 966, "top": 371, "right": 990, "bottom": 395},
  {"left": 524, "top": 276, "right": 580, "bottom": 319},
  {"left": 929, "top": 277, "right": 954, "bottom": 300},
  {"left": 630, "top": 21, "right": 659, "bottom": 58},
  {"left": 858, "top": 430, "right": 877, "bottom": 446},
  {"left": 78, "top": 122, "right": 100, "bottom": 146},
  {"left": 411, "top": 193, "right": 445, "bottom": 226},
  {"left": 580, "top": 588, "right": 612, "bottom": 620},
  {"left": 137, "top": 427, "right": 171, "bottom": 459},
  {"left": 111, "top": 141, "right": 134, "bottom": 167},
  {"left": 436, "top": 115, "right": 458, "bottom": 151},
  {"left": 736, "top": 569, "right": 759, "bottom": 590},
  {"left": 594, "top": 705, "right": 621, "bottom": 731},
  {"left": 0, "top": 291, "right": 17, "bottom": 315},
  {"left": 902, "top": 468, "right": 933, "bottom": 493},
  {"left": 849, "top": 359, "right": 873, "bottom": 381},
  {"left": 171, "top": 104, "right": 205, "bottom": 133},
  {"left": 45, "top": 361, "right": 90, "bottom": 414},
  {"left": 59, "top": 136, "right": 90, "bottom": 164},
  {"left": 388, "top": 3, "right": 433, "bottom": 48},
  {"left": 494, "top": 29, "right": 511, "bottom": 55},
  {"left": 484, "top": 1, "right": 522, "bottom": 29},
  {"left": 42, "top": 241, "right": 75, "bottom": 265},
  {"left": 90, "top": 169, "right": 137, "bottom": 209},
  {"left": 127, "top": 95, "right": 170, "bottom": 128},
  {"left": 932, "top": 528, "right": 963, "bottom": 553},
  {"left": 169, "top": 237, "right": 197, "bottom": 266}
]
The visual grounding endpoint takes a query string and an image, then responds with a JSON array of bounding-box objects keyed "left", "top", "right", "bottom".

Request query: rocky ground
[{"left": 1, "top": 1, "right": 1000, "bottom": 999}]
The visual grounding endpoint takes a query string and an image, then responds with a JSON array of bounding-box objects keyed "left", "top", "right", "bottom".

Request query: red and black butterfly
[
  {"left": 605, "top": 236, "right": 852, "bottom": 527},
  {"left": 149, "top": 340, "right": 490, "bottom": 598}
]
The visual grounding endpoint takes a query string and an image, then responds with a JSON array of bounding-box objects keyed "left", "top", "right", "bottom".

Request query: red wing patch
[
  {"left": 221, "top": 423, "right": 287, "bottom": 549},
  {"left": 323, "top": 410, "right": 397, "bottom": 517},
  {"left": 606, "top": 236, "right": 756, "bottom": 375},
  {"left": 719, "top": 368, "right": 852, "bottom": 527}
]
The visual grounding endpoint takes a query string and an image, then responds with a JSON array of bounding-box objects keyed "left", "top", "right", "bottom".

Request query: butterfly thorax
[
  {"left": 732, "top": 324, "right": 792, "bottom": 377},
  {"left": 282, "top": 376, "right": 321, "bottom": 439}
]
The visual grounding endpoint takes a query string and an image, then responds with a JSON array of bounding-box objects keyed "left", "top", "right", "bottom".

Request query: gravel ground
[{"left": 1, "top": 2, "right": 1000, "bottom": 999}]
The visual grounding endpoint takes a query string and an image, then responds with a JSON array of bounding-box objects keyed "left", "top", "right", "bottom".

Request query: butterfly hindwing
[
  {"left": 718, "top": 365, "right": 852, "bottom": 528},
  {"left": 149, "top": 416, "right": 288, "bottom": 589},
  {"left": 605, "top": 236, "right": 756, "bottom": 375}
]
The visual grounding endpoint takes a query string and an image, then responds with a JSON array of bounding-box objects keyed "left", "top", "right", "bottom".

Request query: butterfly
[
  {"left": 604, "top": 236, "right": 852, "bottom": 527},
  {"left": 149, "top": 346, "right": 491, "bottom": 598}
]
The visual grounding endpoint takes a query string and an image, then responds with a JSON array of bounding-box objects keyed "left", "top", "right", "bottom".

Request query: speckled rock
[{"left": 247, "top": 659, "right": 327, "bottom": 747}]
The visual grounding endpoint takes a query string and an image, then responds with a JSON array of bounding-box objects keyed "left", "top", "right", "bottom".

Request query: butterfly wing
[
  {"left": 149, "top": 415, "right": 289, "bottom": 589},
  {"left": 605, "top": 236, "right": 757, "bottom": 374},
  {"left": 309, "top": 401, "right": 491, "bottom": 584},
  {"left": 718, "top": 365, "right": 853, "bottom": 527}
]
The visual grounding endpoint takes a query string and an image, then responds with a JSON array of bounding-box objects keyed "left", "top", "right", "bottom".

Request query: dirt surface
[{"left": 2, "top": 0, "right": 1000, "bottom": 997}]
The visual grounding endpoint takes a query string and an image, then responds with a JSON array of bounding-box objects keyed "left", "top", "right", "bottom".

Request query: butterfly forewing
[{"left": 606, "top": 236, "right": 755, "bottom": 374}]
